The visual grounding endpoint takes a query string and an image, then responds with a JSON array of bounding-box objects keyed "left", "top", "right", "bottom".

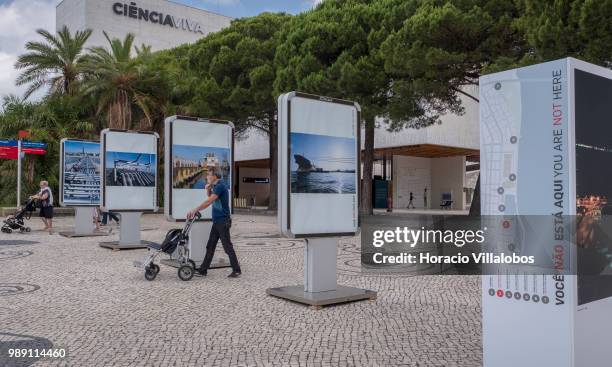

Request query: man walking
[
  {"left": 407, "top": 192, "right": 415, "bottom": 209},
  {"left": 187, "top": 168, "right": 241, "bottom": 278}
]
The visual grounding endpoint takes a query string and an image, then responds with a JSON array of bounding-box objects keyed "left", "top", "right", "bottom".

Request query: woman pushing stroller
[{"left": 30, "top": 180, "right": 54, "bottom": 234}]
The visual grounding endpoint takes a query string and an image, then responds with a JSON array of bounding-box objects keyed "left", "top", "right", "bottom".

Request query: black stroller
[
  {"left": 133, "top": 212, "right": 201, "bottom": 281},
  {"left": 1, "top": 198, "right": 37, "bottom": 233}
]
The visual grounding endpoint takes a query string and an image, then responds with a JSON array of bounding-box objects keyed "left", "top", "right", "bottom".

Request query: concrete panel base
[
  {"left": 99, "top": 212, "right": 144, "bottom": 249},
  {"left": 60, "top": 207, "right": 106, "bottom": 237},
  {"left": 266, "top": 285, "right": 377, "bottom": 309},
  {"left": 59, "top": 230, "right": 109, "bottom": 238},
  {"left": 99, "top": 240, "right": 156, "bottom": 251}
]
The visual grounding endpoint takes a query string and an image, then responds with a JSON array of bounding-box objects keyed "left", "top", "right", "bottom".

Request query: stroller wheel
[
  {"left": 150, "top": 264, "right": 160, "bottom": 274},
  {"left": 144, "top": 266, "right": 158, "bottom": 281},
  {"left": 2, "top": 228, "right": 12, "bottom": 234},
  {"left": 188, "top": 259, "right": 197, "bottom": 269},
  {"left": 178, "top": 265, "right": 194, "bottom": 281},
  {"left": 25, "top": 227, "right": 31, "bottom": 233}
]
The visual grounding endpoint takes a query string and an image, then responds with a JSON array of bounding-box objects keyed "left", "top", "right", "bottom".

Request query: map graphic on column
[{"left": 480, "top": 59, "right": 571, "bottom": 307}]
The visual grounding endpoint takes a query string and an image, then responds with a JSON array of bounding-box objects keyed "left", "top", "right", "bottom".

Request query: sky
[
  {"left": 0, "top": 0, "right": 322, "bottom": 100},
  {"left": 291, "top": 132, "right": 356, "bottom": 172},
  {"left": 173, "top": 144, "right": 229, "bottom": 163},
  {"left": 106, "top": 152, "right": 156, "bottom": 172},
  {"left": 64, "top": 140, "right": 100, "bottom": 155}
]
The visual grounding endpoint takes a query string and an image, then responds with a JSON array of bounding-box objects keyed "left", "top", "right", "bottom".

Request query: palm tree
[
  {"left": 15, "top": 25, "right": 92, "bottom": 99},
  {"left": 0, "top": 94, "right": 94, "bottom": 202},
  {"left": 82, "top": 32, "right": 168, "bottom": 130}
]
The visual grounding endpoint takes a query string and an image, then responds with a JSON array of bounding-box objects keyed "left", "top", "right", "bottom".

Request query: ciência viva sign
[{"left": 112, "top": 2, "right": 205, "bottom": 34}]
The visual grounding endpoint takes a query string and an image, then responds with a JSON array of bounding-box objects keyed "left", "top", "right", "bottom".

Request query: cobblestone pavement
[{"left": 0, "top": 214, "right": 481, "bottom": 367}]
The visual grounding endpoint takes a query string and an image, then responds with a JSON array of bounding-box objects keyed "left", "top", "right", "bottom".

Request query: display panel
[
  {"left": 60, "top": 139, "right": 101, "bottom": 206},
  {"left": 164, "top": 116, "right": 233, "bottom": 221},
  {"left": 278, "top": 92, "right": 360, "bottom": 237},
  {"left": 575, "top": 69, "right": 612, "bottom": 306},
  {"left": 101, "top": 129, "right": 158, "bottom": 211}
]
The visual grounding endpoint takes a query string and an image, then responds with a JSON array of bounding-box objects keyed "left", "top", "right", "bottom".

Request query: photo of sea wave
[
  {"left": 291, "top": 171, "right": 355, "bottom": 193},
  {"left": 290, "top": 132, "right": 356, "bottom": 194}
]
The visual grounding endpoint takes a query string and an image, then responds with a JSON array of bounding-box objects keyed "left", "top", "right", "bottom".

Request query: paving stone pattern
[{"left": 0, "top": 214, "right": 481, "bottom": 367}]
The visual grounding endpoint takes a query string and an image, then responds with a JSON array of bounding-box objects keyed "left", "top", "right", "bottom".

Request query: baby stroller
[
  {"left": 133, "top": 212, "right": 201, "bottom": 281},
  {"left": 1, "top": 198, "right": 37, "bottom": 234}
]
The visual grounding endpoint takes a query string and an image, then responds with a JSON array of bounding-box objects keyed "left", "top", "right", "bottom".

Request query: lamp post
[{"left": 17, "top": 139, "right": 22, "bottom": 208}]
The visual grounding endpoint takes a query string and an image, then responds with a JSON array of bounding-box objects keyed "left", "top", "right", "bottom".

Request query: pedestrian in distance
[
  {"left": 100, "top": 210, "right": 119, "bottom": 226},
  {"left": 30, "top": 180, "right": 54, "bottom": 234},
  {"left": 407, "top": 192, "right": 415, "bottom": 209}
]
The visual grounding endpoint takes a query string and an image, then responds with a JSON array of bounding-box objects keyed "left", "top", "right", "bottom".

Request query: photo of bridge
[
  {"left": 62, "top": 140, "right": 101, "bottom": 205},
  {"left": 172, "top": 144, "right": 230, "bottom": 189},
  {"left": 104, "top": 151, "right": 156, "bottom": 187}
]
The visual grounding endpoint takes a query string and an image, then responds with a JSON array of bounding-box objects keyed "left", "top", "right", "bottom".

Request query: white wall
[
  {"left": 235, "top": 128, "right": 269, "bottom": 162},
  {"left": 57, "top": 0, "right": 87, "bottom": 32},
  {"left": 57, "top": 0, "right": 231, "bottom": 51},
  {"left": 393, "top": 155, "right": 466, "bottom": 210},
  {"left": 392, "top": 156, "right": 431, "bottom": 209},
  {"left": 237, "top": 167, "right": 270, "bottom": 206},
  {"left": 368, "top": 85, "right": 480, "bottom": 151},
  {"left": 431, "top": 156, "right": 466, "bottom": 210}
]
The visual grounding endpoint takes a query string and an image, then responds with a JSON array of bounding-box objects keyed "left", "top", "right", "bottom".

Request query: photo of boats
[
  {"left": 62, "top": 140, "right": 100, "bottom": 205},
  {"left": 104, "top": 151, "right": 156, "bottom": 187},
  {"left": 172, "top": 145, "right": 230, "bottom": 189},
  {"left": 290, "top": 132, "right": 356, "bottom": 194}
]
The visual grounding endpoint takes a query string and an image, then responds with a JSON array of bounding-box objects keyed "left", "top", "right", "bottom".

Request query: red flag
[{"left": 18, "top": 130, "right": 29, "bottom": 139}]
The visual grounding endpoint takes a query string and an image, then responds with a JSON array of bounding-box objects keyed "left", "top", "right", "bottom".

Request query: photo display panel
[
  {"left": 574, "top": 68, "right": 612, "bottom": 306},
  {"left": 279, "top": 92, "right": 360, "bottom": 237},
  {"left": 164, "top": 117, "right": 233, "bottom": 221},
  {"left": 101, "top": 129, "right": 158, "bottom": 211},
  {"left": 60, "top": 139, "right": 101, "bottom": 206}
]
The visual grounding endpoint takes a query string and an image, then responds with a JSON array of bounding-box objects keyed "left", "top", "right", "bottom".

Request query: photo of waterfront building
[{"left": 172, "top": 145, "right": 230, "bottom": 189}]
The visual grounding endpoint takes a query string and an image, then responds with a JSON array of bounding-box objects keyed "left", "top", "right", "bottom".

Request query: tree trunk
[
  {"left": 27, "top": 157, "right": 35, "bottom": 183},
  {"left": 121, "top": 91, "right": 131, "bottom": 130},
  {"left": 108, "top": 91, "right": 131, "bottom": 129},
  {"left": 468, "top": 174, "right": 480, "bottom": 216},
  {"left": 268, "top": 118, "right": 278, "bottom": 211},
  {"left": 361, "top": 116, "right": 375, "bottom": 215}
]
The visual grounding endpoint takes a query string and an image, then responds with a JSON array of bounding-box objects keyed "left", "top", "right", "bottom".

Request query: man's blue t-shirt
[{"left": 211, "top": 179, "right": 230, "bottom": 223}]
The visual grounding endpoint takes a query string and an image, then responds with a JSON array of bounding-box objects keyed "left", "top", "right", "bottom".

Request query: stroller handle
[{"left": 182, "top": 211, "right": 202, "bottom": 235}]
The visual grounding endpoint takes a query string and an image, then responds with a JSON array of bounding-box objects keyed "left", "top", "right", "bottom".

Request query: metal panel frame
[
  {"left": 100, "top": 128, "right": 159, "bottom": 212},
  {"left": 164, "top": 115, "right": 235, "bottom": 222},
  {"left": 59, "top": 138, "right": 101, "bottom": 207},
  {"left": 279, "top": 92, "right": 361, "bottom": 238}
]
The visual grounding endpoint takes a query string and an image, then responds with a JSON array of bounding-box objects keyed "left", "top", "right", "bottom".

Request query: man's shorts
[{"left": 40, "top": 206, "right": 53, "bottom": 219}]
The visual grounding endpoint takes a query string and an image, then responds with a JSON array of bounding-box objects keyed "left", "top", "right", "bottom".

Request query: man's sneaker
[
  {"left": 227, "top": 272, "right": 241, "bottom": 278},
  {"left": 194, "top": 269, "right": 207, "bottom": 277}
]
